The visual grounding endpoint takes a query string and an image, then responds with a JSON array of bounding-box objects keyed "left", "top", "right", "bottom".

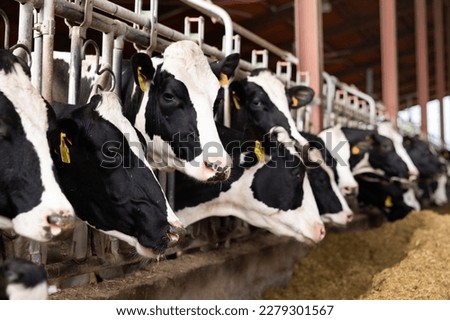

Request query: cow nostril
[
  {"left": 167, "top": 226, "right": 186, "bottom": 247},
  {"left": 47, "top": 214, "right": 62, "bottom": 226},
  {"left": 317, "top": 224, "right": 326, "bottom": 242},
  {"left": 347, "top": 212, "right": 354, "bottom": 222}
]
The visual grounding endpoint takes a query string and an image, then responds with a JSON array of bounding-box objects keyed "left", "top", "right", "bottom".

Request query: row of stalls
[{"left": 1, "top": 0, "right": 388, "bottom": 292}]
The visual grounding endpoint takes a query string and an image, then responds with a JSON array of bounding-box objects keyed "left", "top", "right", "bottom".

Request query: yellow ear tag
[
  {"left": 255, "top": 140, "right": 265, "bottom": 162},
  {"left": 137, "top": 66, "right": 147, "bottom": 92},
  {"left": 60, "top": 132, "right": 71, "bottom": 164},
  {"left": 291, "top": 96, "right": 299, "bottom": 108},
  {"left": 351, "top": 145, "right": 360, "bottom": 155},
  {"left": 384, "top": 195, "right": 393, "bottom": 208},
  {"left": 219, "top": 73, "right": 229, "bottom": 86},
  {"left": 232, "top": 92, "right": 241, "bottom": 110}
]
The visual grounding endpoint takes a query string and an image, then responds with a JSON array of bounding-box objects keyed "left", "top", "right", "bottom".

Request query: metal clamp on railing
[
  {"left": 251, "top": 49, "right": 268, "bottom": 69},
  {"left": 276, "top": 60, "right": 292, "bottom": 85},
  {"left": 184, "top": 16, "right": 205, "bottom": 48}
]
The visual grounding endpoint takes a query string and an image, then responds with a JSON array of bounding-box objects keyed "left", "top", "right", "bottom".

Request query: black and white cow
[
  {"left": 174, "top": 124, "right": 326, "bottom": 244},
  {"left": 121, "top": 40, "right": 241, "bottom": 182},
  {"left": 48, "top": 92, "right": 185, "bottom": 258},
  {"left": 319, "top": 124, "right": 419, "bottom": 219},
  {"left": 403, "top": 135, "right": 448, "bottom": 206},
  {"left": 355, "top": 173, "right": 414, "bottom": 221},
  {"left": 0, "top": 49, "right": 75, "bottom": 242},
  {"left": 0, "top": 258, "right": 48, "bottom": 300},
  {"left": 225, "top": 69, "right": 353, "bottom": 226},
  {"left": 300, "top": 132, "right": 353, "bottom": 226}
]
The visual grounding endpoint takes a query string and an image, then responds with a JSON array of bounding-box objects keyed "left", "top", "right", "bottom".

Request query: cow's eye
[
  {"left": 251, "top": 99, "right": 263, "bottom": 108},
  {"left": 162, "top": 93, "right": 175, "bottom": 103}
]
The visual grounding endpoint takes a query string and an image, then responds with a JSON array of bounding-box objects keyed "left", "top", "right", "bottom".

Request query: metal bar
[
  {"left": 17, "top": 0, "right": 151, "bottom": 48},
  {"left": 32, "top": 8, "right": 43, "bottom": 93},
  {"left": 0, "top": 9, "right": 10, "bottom": 49},
  {"left": 17, "top": 2, "right": 34, "bottom": 54},
  {"left": 41, "top": 0, "right": 55, "bottom": 102},
  {"left": 101, "top": 32, "right": 114, "bottom": 66},
  {"left": 67, "top": 26, "right": 83, "bottom": 104}
]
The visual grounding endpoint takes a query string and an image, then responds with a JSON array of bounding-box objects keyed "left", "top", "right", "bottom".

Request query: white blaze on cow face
[
  {"left": 247, "top": 70, "right": 310, "bottom": 147},
  {"left": 432, "top": 173, "right": 448, "bottom": 206},
  {"left": 403, "top": 187, "right": 421, "bottom": 212},
  {"left": 377, "top": 121, "right": 419, "bottom": 179},
  {"left": 318, "top": 125, "right": 359, "bottom": 195},
  {"left": 0, "top": 54, "right": 75, "bottom": 242},
  {"left": 156, "top": 41, "right": 232, "bottom": 181}
]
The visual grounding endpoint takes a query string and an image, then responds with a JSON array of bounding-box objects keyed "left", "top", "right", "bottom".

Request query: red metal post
[
  {"left": 434, "top": 0, "right": 446, "bottom": 147},
  {"left": 294, "top": 0, "right": 324, "bottom": 134},
  {"left": 415, "top": 0, "right": 430, "bottom": 136},
  {"left": 379, "top": 0, "right": 399, "bottom": 122}
]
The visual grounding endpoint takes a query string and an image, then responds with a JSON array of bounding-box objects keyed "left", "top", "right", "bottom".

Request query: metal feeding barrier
[{"left": 1, "top": 0, "right": 384, "bottom": 291}]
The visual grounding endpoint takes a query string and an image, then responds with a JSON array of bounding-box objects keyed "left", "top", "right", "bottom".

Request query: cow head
[
  {"left": 0, "top": 258, "right": 48, "bottom": 300},
  {"left": 0, "top": 49, "right": 75, "bottom": 242},
  {"left": 175, "top": 125, "right": 326, "bottom": 245},
  {"left": 301, "top": 132, "right": 353, "bottom": 226},
  {"left": 48, "top": 92, "right": 185, "bottom": 258},
  {"left": 249, "top": 127, "right": 326, "bottom": 244},
  {"left": 341, "top": 127, "right": 410, "bottom": 179},
  {"left": 130, "top": 41, "right": 240, "bottom": 183},
  {"left": 403, "top": 135, "right": 447, "bottom": 206},
  {"left": 318, "top": 125, "right": 359, "bottom": 196},
  {"left": 228, "top": 69, "right": 314, "bottom": 148},
  {"left": 356, "top": 174, "right": 414, "bottom": 221},
  {"left": 377, "top": 121, "right": 419, "bottom": 180}
]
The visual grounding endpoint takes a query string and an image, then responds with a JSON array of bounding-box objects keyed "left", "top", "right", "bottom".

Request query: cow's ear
[
  {"left": 287, "top": 85, "right": 315, "bottom": 109},
  {"left": 210, "top": 53, "right": 240, "bottom": 86},
  {"left": 131, "top": 53, "right": 155, "bottom": 92}
]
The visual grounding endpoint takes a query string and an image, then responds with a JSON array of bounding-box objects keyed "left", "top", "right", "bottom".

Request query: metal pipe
[
  {"left": 0, "top": 9, "right": 10, "bottom": 49},
  {"left": 101, "top": 32, "right": 114, "bottom": 66},
  {"left": 16, "top": 0, "right": 151, "bottom": 48},
  {"left": 68, "top": 27, "right": 83, "bottom": 104},
  {"left": 17, "top": 2, "right": 34, "bottom": 54},
  {"left": 32, "top": 8, "right": 43, "bottom": 93},
  {"left": 41, "top": 0, "right": 55, "bottom": 102},
  {"left": 113, "top": 34, "right": 125, "bottom": 96}
]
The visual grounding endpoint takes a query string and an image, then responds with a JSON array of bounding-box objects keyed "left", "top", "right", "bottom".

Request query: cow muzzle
[
  {"left": 166, "top": 225, "right": 186, "bottom": 247},
  {"left": 204, "top": 155, "right": 232, "bottom": 182},
  {"left": 45, "top": 210, "right": 76, "bottom": 239}
]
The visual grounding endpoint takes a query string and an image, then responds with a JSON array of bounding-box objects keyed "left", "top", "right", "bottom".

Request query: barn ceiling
[{"left": 2, "top": 0, "right": 450, "bottom": 110}]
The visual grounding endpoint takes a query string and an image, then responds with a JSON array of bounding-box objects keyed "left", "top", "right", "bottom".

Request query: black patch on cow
[
  {"left": 48, "top": 96, "right": 173, "bottom": 252},
  {"left": 0, "top": 92, "right": 44, "bottom": 219},
  {"left": 251, "top": 137, "right": 305, "bottom": 211},
  {"left": 174, "top": 123, "right": 248, "bottom": 210}
]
